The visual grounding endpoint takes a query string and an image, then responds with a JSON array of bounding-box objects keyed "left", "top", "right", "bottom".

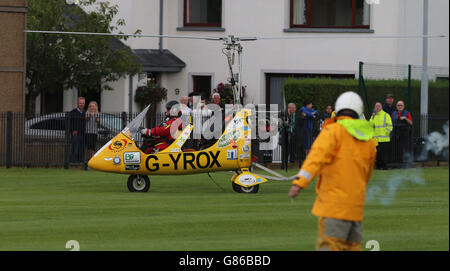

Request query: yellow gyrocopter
[
  {"left": 87, "top": 105, "right": 294, "bottom": 193},
  {"left": 87, "top": 35, "right": 296, "bottom": 193}
]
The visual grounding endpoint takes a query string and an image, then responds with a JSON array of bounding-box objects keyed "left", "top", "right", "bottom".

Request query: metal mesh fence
[
  {"left": 0, "top": 111, "right": 165, "bottom": 168},
  {"left": 357, "top": 62, "right": 449, "bottom": 165},
  {"left": 361, "top": 62, "right": 449, "bottom": 81}
]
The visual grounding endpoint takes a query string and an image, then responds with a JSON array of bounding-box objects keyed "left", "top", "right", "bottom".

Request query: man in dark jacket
[
  {"left": 68, "top": 97, "right": 86, "bottom": 163},
  {"left": 286, "top": 103, "right": 304, "bottom": 165},
  {"left": 383, "top": 94, "right": 395, "bottom": 117}
]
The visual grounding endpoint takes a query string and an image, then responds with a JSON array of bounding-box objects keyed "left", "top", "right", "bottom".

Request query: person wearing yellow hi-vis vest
[
  {"left": 289, "top": 92, "right": 377, "bottom": 251},
  {"left": 369, "top": 102, "right": 393, "bottom": 170}
]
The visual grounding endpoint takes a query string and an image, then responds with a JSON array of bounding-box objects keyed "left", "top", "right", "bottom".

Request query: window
[
  {"left": 184, "top": 0, "right": 222, "bottom": 27},
  {"left": 290, "top": 0, "right": 370, "bottom": 28},
  {"left": 147, "top": 72, "right": 159, "bottom": 85}
]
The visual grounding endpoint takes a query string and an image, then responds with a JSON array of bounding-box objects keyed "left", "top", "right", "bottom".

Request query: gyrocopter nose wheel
[
  {"left": 231, "top": 173, "right": 260, "bottom": 194},
  {"left": 232, "top": 182, "right": 260, "bottom": 193},
  {"left": 127, "top": 175, "right": 151, "bottom": 192}
]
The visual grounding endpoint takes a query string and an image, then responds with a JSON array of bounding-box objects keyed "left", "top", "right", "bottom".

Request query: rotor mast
[{"left": 223, "top": 35, "right": 245, "bottom": 106}]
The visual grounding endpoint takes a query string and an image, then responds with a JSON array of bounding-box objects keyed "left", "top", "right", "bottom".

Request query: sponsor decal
[
  {"left": 124, "top": 152, "right": 141, "bottom": 164},
  {"left": 176, "top": 137, "right": 187, "bottom": 147},
  {"left": 176, "top": 128, "right": 192, "bottom": 147},
  {"left": 240, "top": 154, "right": 250, "bottom": 160},
  {"left": 113, "top": 156, "right": 121, "bottom": 165},
  {"left": 171, "top": 148, "right": 181, "bottom": 153},
  {"left": 218, "top": 130, "right": 241, "bottom": 148},
  {"left": 231, "top": 142, "right": 238, "bottom": 149},
  {"left": 243, "top": 126, "right": 249, "bottom": 131},
  {"left": 227, "top": 149, "right": 238, "bottom": 160},
  {"left": 125, "top": 165, "right": 140, "bottom": 171},
  {"left": 242, "top": 145, "right": 250, "bottom": 153},
  {"left": 226, "top": 118, "right": 244, "bottom": 132},
  {"left": 244, "top": 135, "right": 251, "bottom": 144},
  {"left": 108, "top": 139, "right": 128, "bottom": 152}
]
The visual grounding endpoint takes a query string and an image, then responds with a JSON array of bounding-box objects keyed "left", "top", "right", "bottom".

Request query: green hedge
[{"left": 282, "top": 78, "right": 449, "bottom": 117}]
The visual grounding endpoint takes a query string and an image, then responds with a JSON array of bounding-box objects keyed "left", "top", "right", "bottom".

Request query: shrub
[
  {"left": 282, "top": 78, "right": 449, "bottom": 116},
  {"left": 134, "top": 82, "right": 167, "bottom": 109}
]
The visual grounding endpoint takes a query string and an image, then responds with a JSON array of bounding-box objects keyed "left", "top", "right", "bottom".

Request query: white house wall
[
  {"left": 62, "top": 88, "right": 79, "bottom": 112},
  {"left": 87, "top": 0, "right": 449, "bottom": 111}
]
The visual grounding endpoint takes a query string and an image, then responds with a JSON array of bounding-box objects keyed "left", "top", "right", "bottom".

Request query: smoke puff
[{"left": 366, "top": 122, "right": 448, "bottom": 206}]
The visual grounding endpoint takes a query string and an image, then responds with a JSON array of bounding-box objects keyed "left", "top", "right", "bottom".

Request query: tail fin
[{"left": 217, "top": 109, "right": 251, "bottom": 149}]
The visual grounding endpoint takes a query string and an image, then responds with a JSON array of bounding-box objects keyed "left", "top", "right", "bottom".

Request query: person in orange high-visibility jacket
[{"left": 289, "top": 92, "right": 377, "bottom": 251}]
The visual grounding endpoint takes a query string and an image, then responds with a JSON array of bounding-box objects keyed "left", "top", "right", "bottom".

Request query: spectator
[
  {"left": 180, "top": 95, "right": 192, "bottom": 119},
  {"left": 318, "top": 105, "right": 333, "bottom": 133},
  {"left": 192, "top": 96, "right": 212, "bottom": 149},
  {"left": 322, "top": 105, "right": 333, "bottom": 121},
  {"left": 187, "top": 92, "right": 196, "bottom": 109},
  {"left": 392, "top": 100, "right": 413, "bottom": 164},
  {"left": 383, "top": 94, "right": 395, "bottom": 116},
  {"left": 85, "top": 101, "right": 100, "bottom": 160},
  {"left": 369, "top": 102, "right": 393, "bottom": 170},
  {"left": 209, "top": 92, "right": 226, "bottom": 138},
  {"left": 211, "top": 93, "right": 225, "bottom": 111},
  {"left": 69, "top": 97, "right": 86, "bottom": 163},
  {"left": 286, "top": 103, "right": 304, "bottom": 164},
  {"left": 301, "top": 100, "right": 319, "bottom": 155}
]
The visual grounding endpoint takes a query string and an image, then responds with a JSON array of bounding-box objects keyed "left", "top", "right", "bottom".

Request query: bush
[{"left": 282, "top": 78, "right": 449, "bottom": 117}]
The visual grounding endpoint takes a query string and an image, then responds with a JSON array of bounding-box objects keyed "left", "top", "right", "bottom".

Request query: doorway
[{"left": 192, "top": 75, "right": 212, "bottom": 101}]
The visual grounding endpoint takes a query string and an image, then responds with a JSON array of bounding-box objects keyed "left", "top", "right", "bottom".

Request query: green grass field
[{"left": 0, "top": 166, "right": 448, "bottom": 251}]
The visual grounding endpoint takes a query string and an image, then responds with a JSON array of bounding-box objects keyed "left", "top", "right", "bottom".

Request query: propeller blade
[
  {"left": 25, "top": 30, "right": 224, "bottom": 41},
  {"left": 257, "top": 34, "right": 448, "bottom": 40}
]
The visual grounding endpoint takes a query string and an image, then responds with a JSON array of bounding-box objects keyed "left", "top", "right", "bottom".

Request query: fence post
[
  {"left": 358, "top": 62, "right": 370, "bottom": 116},
  {"left": 6, "top": 111, "right": 13, "bottom": 168},
  {"left": 64, "top": 113, "right": 70, "bottom": 169},
  {"left": 121, "top": 112, "right": 127, "bottom": 130},
  {"left": 358, "top": 61, "right": 364, "bottom": 95},
  {"left": 408, "top": 64, "right": 412, "bottom": 111}
]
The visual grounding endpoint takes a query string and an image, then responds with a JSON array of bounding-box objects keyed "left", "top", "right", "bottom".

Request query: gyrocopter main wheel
[{"left": 127, "top": 175, "right": 151, "bottom": 192}]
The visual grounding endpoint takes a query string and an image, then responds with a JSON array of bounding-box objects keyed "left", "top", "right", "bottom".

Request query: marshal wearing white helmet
[
  {"left": 289, "top": 91, "right": 377, "bottom": 251},
  {"left": 334, "top": 91, "right": 365, "bottom": 119}
]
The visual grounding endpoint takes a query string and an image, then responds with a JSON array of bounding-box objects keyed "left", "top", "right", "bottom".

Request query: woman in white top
[{"left": 85, "top": 101, "right": 100, "bottom": 160}]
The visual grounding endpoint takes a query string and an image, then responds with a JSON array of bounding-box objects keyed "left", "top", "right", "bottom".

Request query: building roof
[
  {"left": 133, "top": 49, "right": 186, "bottom": 73},
  {"left": 64, "top": 4, "right": 185, "bottom": 74}
]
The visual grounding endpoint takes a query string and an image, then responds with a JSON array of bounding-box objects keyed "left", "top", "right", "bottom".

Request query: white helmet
[{"left": 335, "top": 91, "right": 364, "bottom": 117}]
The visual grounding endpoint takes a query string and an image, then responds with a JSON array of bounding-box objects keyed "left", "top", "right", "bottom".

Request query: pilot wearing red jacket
[{"left": 141, "top": 100, "right": 183, "bottom": 154}]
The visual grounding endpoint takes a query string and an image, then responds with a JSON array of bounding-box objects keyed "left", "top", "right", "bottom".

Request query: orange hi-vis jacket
[{"left": 293, "top": 116, "right": 377, "bottom": 222}]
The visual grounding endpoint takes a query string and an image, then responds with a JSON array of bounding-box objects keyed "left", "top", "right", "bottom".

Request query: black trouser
[
  {"left": 393, "top": 132, "right": 411, "bottom": 163},
  {"left": 376, "top": 142, "right": 388, "bottom": 170},
  {"left": 71, "top": 134, "right": 85, "bottom": 163},
  {"left": 288, "top": 133, "right": 297, "bottom": 163}
]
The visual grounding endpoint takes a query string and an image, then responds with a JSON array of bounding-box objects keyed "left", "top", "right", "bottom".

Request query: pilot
[{"left": 140, "top": 100, "right": 183, "bottom": 154}]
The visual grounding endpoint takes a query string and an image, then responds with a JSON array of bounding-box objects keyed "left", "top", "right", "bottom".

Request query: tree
[{"left": 26, "top": 0, "right": 142, "bottom": 114}]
